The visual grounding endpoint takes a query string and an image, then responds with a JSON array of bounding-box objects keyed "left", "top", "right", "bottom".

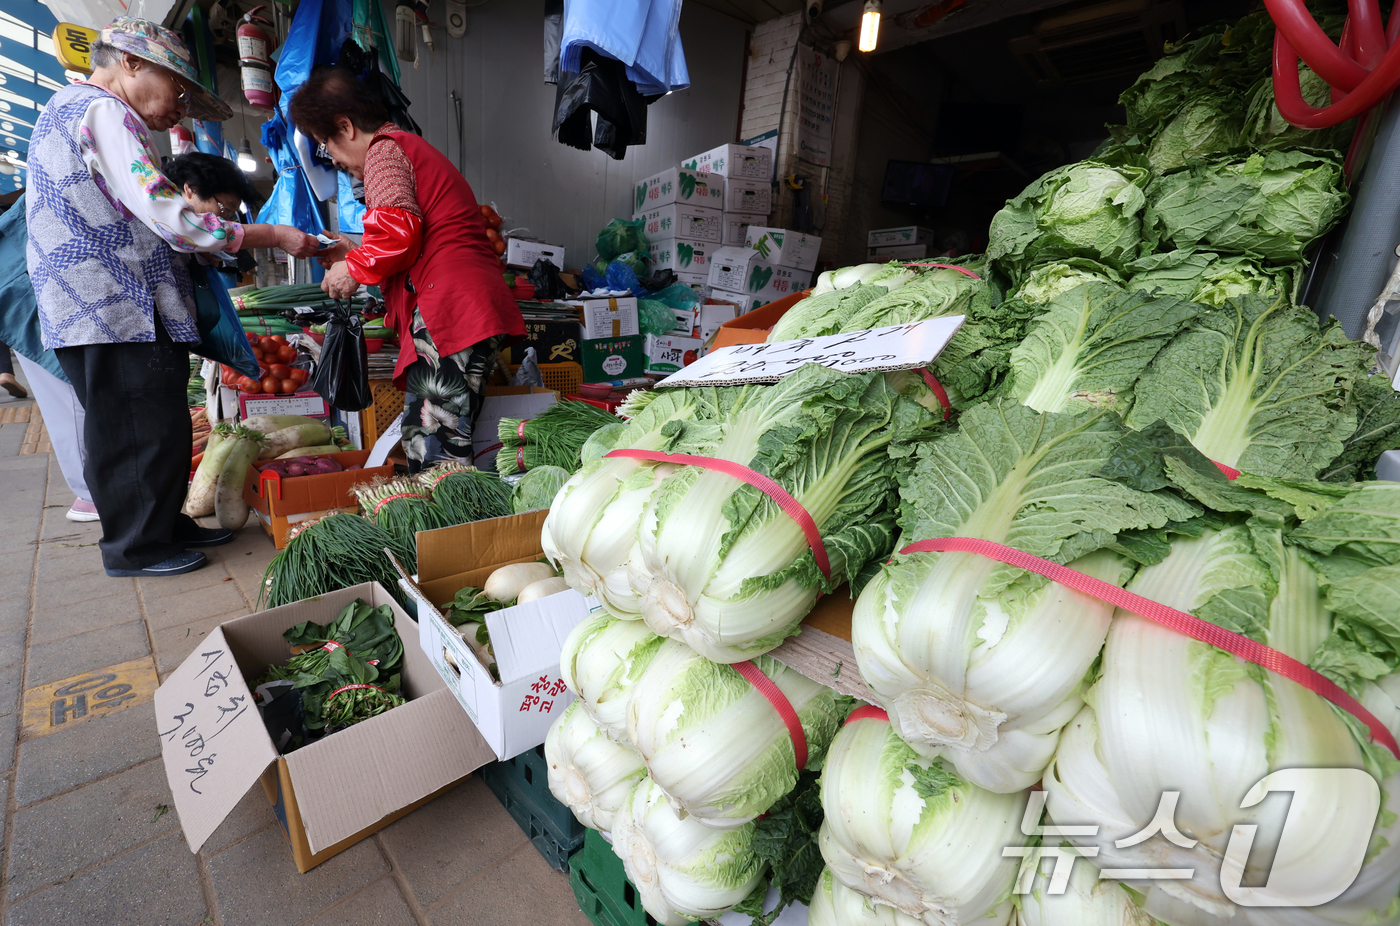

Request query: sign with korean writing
[
  {"left": 53, "top": 23, "right": 97, "bottom": 74},
  {"left": 655, "top": 317, "right": 966, "bottom": 387},
  {"left": 154, "top": 628, "right": 278, "bottom": 852},
  {"left": 795, "top": 45, "right": 837, "bottom": 167}
]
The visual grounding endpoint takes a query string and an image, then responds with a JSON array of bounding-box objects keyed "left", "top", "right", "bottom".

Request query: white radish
[
  {"left": 484, "top": 562, "right": 558, "bottom": 602},
  {"left": 276, "top": 444, "right": 342, "bottom": 459},
  {"left": 517, "top": 576, "right": 571, "bottom": 604},
  {"left": 241, "top": 414, "right": 322, "bottom": 434},
  {"left": 214, "top": 434, "right": 264, "bottom": 530},
  {"left": 184, "top": 424, "right": 236, "bottom": 517},
  {"left": 258, "top": 422, "right": 332, "bottom": 459}
]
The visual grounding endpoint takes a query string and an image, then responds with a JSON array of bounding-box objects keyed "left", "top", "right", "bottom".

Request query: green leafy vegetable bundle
[
  {"left": 259, "top": 513, "right": 409, "bottom": 609},
  {"left": 353, "top": 477, "right": 455, "bottom": 573},
  {"left": 420, "top": 462, "right": 512, "bottom": 524},
  {"left": 495, "top": 400, "right": 620, "bottom": 477}
]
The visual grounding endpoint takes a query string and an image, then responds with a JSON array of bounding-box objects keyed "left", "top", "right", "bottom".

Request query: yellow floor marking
[{"left": 21, "top": 655, "right": 159, "bottom": 738}]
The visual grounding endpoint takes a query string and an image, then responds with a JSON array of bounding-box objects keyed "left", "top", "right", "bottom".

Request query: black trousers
[
  {"left": 55, "top": 318, "right": 198, "bottom": 570},
  {"left": 0, "top": 344, "right": 12, "bottom": 376}
]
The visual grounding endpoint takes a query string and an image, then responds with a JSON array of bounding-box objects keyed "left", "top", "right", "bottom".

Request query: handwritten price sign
[
  {"left": 655, "top": 317, "right": 967, "bottom": 388},
  {"left": 154, "top": 627, "right": 277, "bottom": 852}
]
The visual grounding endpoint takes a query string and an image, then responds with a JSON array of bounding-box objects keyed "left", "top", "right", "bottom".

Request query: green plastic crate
[
  {"left": 481, "top": 744, "right": 586, "bottom": 871},
  {"left": 569, "top": 829, "right": 659, "bottom": 926}
]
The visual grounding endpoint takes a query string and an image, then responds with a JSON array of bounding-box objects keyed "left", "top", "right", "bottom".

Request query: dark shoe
[
  {"left": 106, "top": 550, "right": 207, "bottom": 577},
  {"left": 0, "top": 373, "right": 26, "bottom": 399},
  {"left": 178, "top": 525, "right": 234, "bottom": 547}
]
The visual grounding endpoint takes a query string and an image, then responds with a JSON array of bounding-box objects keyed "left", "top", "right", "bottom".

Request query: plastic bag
[
  {"left": 511, "top": 347, "right": 545, "bottom": 386},
  {"left": 638, "top": 268, "right": 678, "bottom": 293},
  {"left": 596, "top": 218, "right": 648, "bottom": 262},
  {"left": 581, "top": 263, "right": 607, "bottom": 292},
  {"left": 528, "top": 258, "right": 569, "bottom": 300},
  {"left": 605, "top": 260, "right": 642, "bottom": 294},
  {"left": 638, "top": 299, "right": 679, "bottom": 336},
  {"left": 648, "top": 282, "right": 699, "bottom": 311},
  {"left": 188, "top": 262, "right": 260, "bottom": 377},
  {"left": 308, "top": 303, "right": 372, "bottom": 411},
  {"left": 613, "top": 250, "right": 648, "bottom": 274}
]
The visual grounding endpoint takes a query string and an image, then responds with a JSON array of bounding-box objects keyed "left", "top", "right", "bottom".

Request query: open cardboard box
[
  {"left": 153, "top": 582, "right": 495, "bottom": 873},
  {"left": 392, "top": 510, "right": 593, "bottom": 760},
  {"left": 243, "top": 449, "right": 394, "bottom": 549},
  {"left": 711, "top": 291, "right": 809, "bottom": 350}
]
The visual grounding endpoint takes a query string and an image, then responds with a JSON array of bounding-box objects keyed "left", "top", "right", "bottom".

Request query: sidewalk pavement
[{"left": 0, "top": 378, "right": 590, "bottom": 926}]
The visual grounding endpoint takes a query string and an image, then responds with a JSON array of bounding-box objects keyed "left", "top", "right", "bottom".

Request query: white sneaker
[{"left": 66, "top": 499, "right": 100, "bottom": 522}]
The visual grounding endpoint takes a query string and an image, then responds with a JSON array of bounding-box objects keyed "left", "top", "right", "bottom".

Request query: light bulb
[
  {"left": 237, "top": 138, "right": 258, "bottom": 173},
  {"left": 859, "top": 0, "right": 881, "bottom": 52}
]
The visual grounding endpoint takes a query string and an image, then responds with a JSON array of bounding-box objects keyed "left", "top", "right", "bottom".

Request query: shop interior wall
[{"left": 384, "top": 0, "right": 748, "bottom": 268}]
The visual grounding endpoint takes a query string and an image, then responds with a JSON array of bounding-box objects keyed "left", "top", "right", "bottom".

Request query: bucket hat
[{"left": 99, "top": 18, "right": 233, "bottom": 121}]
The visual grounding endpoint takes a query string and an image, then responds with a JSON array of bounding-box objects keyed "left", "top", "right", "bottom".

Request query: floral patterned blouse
[{"left": 77, "top": 95, "right": 245, "bottom": 254}]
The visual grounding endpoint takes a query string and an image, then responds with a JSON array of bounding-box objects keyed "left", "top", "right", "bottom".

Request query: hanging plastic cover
[
  {"left": 626, "top": 0, "right": 687, "bottom": 95},
  {"left": 256, "top": 111, "right": 324, "bottom": 233},
  {"left": 337, "top": 170, "right": 366, "bottom": 234}
]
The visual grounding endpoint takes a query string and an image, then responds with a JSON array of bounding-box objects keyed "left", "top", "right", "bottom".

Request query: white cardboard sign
[{"left": 655, "top": 317, "right": 967, "bottom": 387}]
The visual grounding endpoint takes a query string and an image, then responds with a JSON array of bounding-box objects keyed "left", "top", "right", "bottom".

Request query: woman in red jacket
[{"left": 290, "top": 67, "right": 524, "bottom": 470}]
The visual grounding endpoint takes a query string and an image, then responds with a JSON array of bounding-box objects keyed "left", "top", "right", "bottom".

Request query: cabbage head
[
  {"left": 1126, "top": 249, "right": 1300, "bottom": 307},
  {"left": 988, "top": 161, "right": 1149, "bottom": 276},
  {"left": 1146, "top": 94, "right": 1243, "bottom": 173},
  {"left": 1242, "top": 66, "right": 1355, "bottom": 153},
  {"left": 1012, "top": 259, "right": 1123, "bottom": 304}
]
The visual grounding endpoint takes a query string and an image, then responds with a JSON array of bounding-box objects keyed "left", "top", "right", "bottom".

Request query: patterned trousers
[{"left": 399, "top": 308, "right": 504, "bottom": 472}]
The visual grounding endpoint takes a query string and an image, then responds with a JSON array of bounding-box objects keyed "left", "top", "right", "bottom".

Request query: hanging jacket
[
  {"left": 560, "top": 0, "right": 689, "bottom": 95},
  {"left": 0, "top": 196, "right": 66, "bottom": 382}
]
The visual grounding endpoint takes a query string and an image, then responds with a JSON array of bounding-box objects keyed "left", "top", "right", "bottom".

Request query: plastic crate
[
  {"left": 506, "top": 361, "right": 583, "bottom": 396},
  {"left": 570, "top": 829, "right": 659, "bottom": 926},
  {"left": 481, "top": 744, "right": 586, "bottom": 871},
  {"left": 361, "top": 378, "right": 405, "bottom": 448}
]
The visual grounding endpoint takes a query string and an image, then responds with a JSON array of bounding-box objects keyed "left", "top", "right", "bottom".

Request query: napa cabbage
[
  {"left": 544, "top": 701, "right": 646, "bottom": 832},
  {"left": 1011, "top": 259, "right": 1123, "bottom": 304}
]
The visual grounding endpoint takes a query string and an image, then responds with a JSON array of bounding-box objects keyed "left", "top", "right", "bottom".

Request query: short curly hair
[
  {"left": 288, "top": 66, "right": 389, "bottom": 142},
  {"left": 165, "top": 152, "right": 258, "bottom": 206}
]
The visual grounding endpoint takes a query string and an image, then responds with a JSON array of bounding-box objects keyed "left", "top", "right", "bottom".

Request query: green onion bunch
[
  {"left": 353, "top": 477, "right": 454, "bottom": 573},
  {"left": 259, "top": 513, "right": 408, "bottom": 609},
  {"left": 420, "top": 463, "right": 513, "bottom": 525},
  {"left": 496, "top": 400, "right": 619, "bottom": 476}
]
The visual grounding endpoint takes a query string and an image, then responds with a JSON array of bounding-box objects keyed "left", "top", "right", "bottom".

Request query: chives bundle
[
  {"left": 496, "top": 400, "right": 619, "bottom": 476},
  {"left": 420, "top": 462, "right": 513, "bottom": 525},
  {"left": 354, "top": 477, "right": 454, "bottom": 573},
  {"left": 259, "top": 513, "right": 407, "bottom": 609}
]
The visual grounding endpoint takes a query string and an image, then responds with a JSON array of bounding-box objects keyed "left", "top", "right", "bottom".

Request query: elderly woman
[
  {"left": 289, "top": 66, "right": 524, "bottom": 471},
  {"left": 26, "top": 18, "right": 322, "bottom": 579}
]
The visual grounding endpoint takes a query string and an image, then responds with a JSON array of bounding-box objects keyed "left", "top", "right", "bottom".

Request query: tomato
[
  {"left": 289, "top": 368, "right": 309, "bottom": 385},
  {"left": 245, "top": 332, "right": 259, "bottom": 344},
  {"left": 276, "top": 344, "right": 297, "bottom": 363},
  {"left": 259, "top": 336, "right": 279, "bottom": 353},
  {"left": 280, "top": 378, "right": 298, "bottom": 394},
  {"left": 260, "top": 375, "right": 281, "bottom": 394},
  {"left": 270, "top": 335, "right": 288, "bottom": 345},
  {"left": 238, "top": 377, "right": 261, "bottom": 394},
  {"left": 268, "top": 363, "right": 291, "bottom": 380}
]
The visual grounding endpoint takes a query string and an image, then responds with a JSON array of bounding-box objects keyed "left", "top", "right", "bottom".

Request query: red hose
[
  {"left": 1264, "top": 0, "right": 1369, "bottom": 90},
  {"left": 1267, "top": 0, "right": 1400, "bottom": 130}
]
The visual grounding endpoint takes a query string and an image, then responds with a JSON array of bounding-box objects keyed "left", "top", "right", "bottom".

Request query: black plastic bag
[
  {"left": 337, "top": 39, "right": 422, "bottom": 136},
  {"left": 638, "top": 268, "right": 678, "bottom": 293},
  {"left": 527, "top": 258, "right": 568, "bottom": 299},
  {"left": 552, "top": 49, "right": 649, "bottom": 160},
  {"left": 309, "top": 302, "right": 373, "bottom": 411}
]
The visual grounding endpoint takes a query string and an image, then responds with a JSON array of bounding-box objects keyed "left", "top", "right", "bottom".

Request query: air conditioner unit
[{"left": 1009, "top": 0, "right": 1186, "bottom": 82}]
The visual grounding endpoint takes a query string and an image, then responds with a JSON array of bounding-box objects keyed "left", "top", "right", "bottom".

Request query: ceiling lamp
[
  {"left": 859, "top": 0, "right": 881, "bottom": 53},
  {"left": 237, "top": 137, "right": 258, "bottom": 173}
]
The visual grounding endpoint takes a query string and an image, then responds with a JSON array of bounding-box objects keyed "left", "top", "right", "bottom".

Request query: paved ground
[{"left": 0, "top": 367, "right": 590, "bottom": 926}]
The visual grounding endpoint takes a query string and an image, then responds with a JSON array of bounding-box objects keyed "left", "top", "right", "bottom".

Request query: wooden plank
[{"left": 769, "top": 625, "right": 879, "bottom": 705}]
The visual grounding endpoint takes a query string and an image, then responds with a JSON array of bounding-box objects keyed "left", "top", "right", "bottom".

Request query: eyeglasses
[
  {"left": 163, "top": 69, "right": 191, "bottom": 110},
  {"left": 314, "top": 141, "right": 331, "bottom": 160},
  {"left": 214, "top": 199, "right": 240, "bottom": 220}
]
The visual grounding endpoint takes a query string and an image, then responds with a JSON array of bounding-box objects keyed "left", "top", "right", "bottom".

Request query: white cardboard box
[
  {"left": 633, "top": 203, "right": 722, "bottom": 244},
  {"left": 633, "top": 167, "right": 726, "bottom": 212},
  {"left": 667, "top": 305, "right": 699, "bottom": 336},
  {"left": 153, "top": 582, "right": 493, "bottom": 871},
  {"left": 472, "top": 387, "right": 556, "bottom": 471},
  {"left": 723, "top": 177, "right": 771, "bottom": 215},
  {"left": 708, "top": 246, "right": 803, "bottom": 304},
  {"left": 745, "top": 226, "right": 823, "bottom": 272},
  {"left": 722, "top": 212, "right": 765, "bottom": 247},
  {"left": 645, "top": 238, "right": 712, "bottom": 274},
  {"left": 867, "top": 225, "right": 935, "bottom": 249},
  {"left": 644, "top": 334, "right": 705, "bottom": 374},
  {"left": 682, "top": 143, "right": 773, "bottom": 180},
  {"left": 395, "top": 511, "right": 593, "bottom": 760},
  {"left": 707, "top": 289, "right": 759, "bottom": 313},
  {"left": 505, "top": 238, "right": 566, "bottom": 270},
  {"left": 674, "top": 270, "right": 708, "bottom": 292},
  {"left": 868, "top": 244, "right": 929, "bottom": 260},
  {"left": 570, "top": 295, "right": 641, "bottom": 339},
  {"left": 698, "top": 302, "right": 740, "bottom": 340}
]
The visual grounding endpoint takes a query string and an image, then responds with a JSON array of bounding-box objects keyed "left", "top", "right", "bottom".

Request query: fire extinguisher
[
  {"left": 169, "top": 123, "right": 195, "bottom": 156},
  {"left": 237, "top": 6, "right": 277, "bottom": 111}
]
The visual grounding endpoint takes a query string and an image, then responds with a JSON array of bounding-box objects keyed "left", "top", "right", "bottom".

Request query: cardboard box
[
  {"left": 570, "top": 296, "right": 640, "bottom": 339},
  {"left": 698, "top": 302, "right": 740, "bottom": 340},
  {"left": 153, "top": 582, "right": 495, "bottom": 872},
  {"left": 472, "top": 387, "right": 556, "bottom": 470},
  {"left": 707, "top": 289, "right": 759, "bottom": 314},
  {"left": 712, "top": 291, "right": 810, "bottom": 350},
  {"left": 674, "top": 270, "right": 708, "bottom": 293},
  {"left": 667, "top": 305, "right": 700, "bottom": 337},
  {"left": 505, "top": 238, "right": 566, "bottom": 270},
  {"left": 867, "top": 225, "right": 935, "bottom": 249},
  {"left": 644, "top": 334, "right": 704, "bottom": 374},
  {"left": 238, "top": 391, "right": 329, "bottom": 421},
  {"left": 644, "top": 238, "right": 711, "bottom": 274},
  {"left": 633, "top": 167, "right": 725, "bottom": 212},
  {"left": 633, "top": 203, "right": 722, "bottom": 244},
  {"left": 722, "top": 213, "right": 765, "bottom": 247},
  {"left": 745, "top": 226, "right": 823, "bottom": 272},
  {"left": 517, "top": 318, "right": 584, "bottom": 365},
  {"left": 581, "top": 336, "right": 645, "bottom": 382},
  {"left": 723, "top": 178, "right": 771, "bottom": 215},
  {"left": 708, "top": 247, "right": 803, "bottom": 304},
  {"left": 868, "top": 244, "right": 928, "bottom": 260},
  {"left": 243, "top": 449, "right": 394, "bottom": 549},
  {"left": 682, "top": 143, "right": 773, "bottom": 180},
  {"left": 394, "top": 512, "right": 593, "bottom": 759}
]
